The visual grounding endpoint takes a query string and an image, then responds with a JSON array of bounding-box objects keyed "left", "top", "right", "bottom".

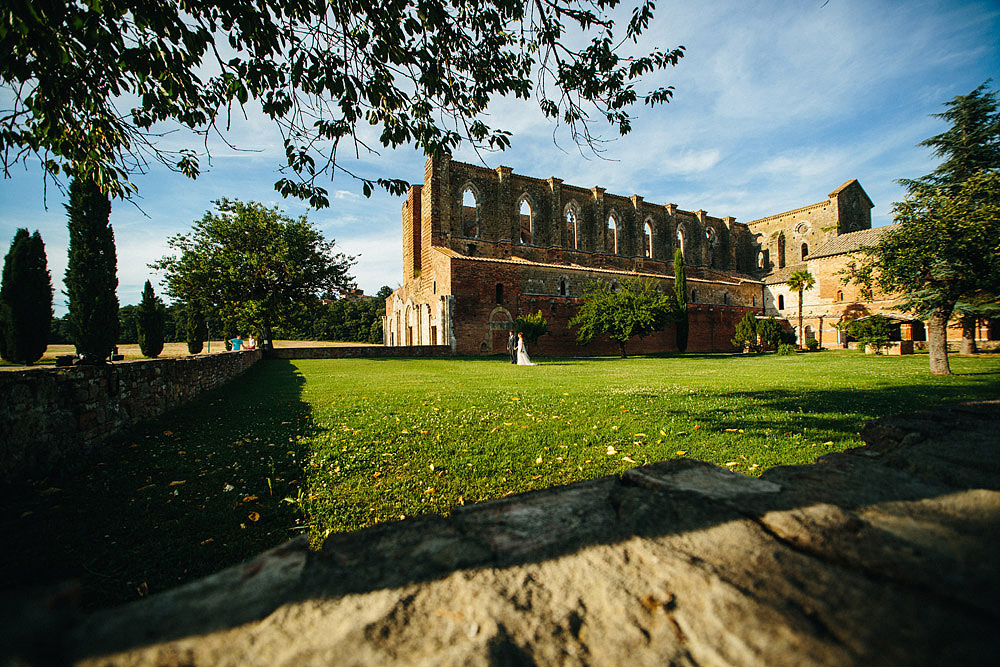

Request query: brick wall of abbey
[{"left": 386, "top": 155, "right": 766, "bottom": 355}]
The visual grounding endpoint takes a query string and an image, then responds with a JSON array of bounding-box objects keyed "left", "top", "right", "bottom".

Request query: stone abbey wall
[{"left": 0, "top": 351, "right": 261, "bottom": 479}]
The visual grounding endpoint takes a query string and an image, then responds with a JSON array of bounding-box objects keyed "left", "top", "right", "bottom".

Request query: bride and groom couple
[{"left": 506, "top": 331, "right": 536, "bottom": 366}]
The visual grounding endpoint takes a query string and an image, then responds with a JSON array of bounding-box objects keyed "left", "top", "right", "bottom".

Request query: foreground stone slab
[{"left": 9, "top": 402, "right": 1000, "bottom": 665}]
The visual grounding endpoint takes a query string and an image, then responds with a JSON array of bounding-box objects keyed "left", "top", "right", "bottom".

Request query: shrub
[
  {"left": 756, "top": 316, "right": 782, "bottom": 352},
  {"left": 805, "top": 337, "right": 820, "bottom": 351},
  {"left": 136, "top": 280, "right": 166, "bottom": 357},
  {"left": 779, "top": 327, "right": 797, "bottom": 346},
  {"left": 186, "top": 302, "right": 207, "bottom": 354},
  {"left": 516, "top": 310, "right": 549, "bottom": 349},
  {"left": 731, "top": 312, "right": 759, "bottom": 352},
  {"left": 777, "top": 343, "right": 797, "bottom": 355}
]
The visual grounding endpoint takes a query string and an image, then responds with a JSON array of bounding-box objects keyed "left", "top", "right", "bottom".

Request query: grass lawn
[{"left": 2, "top": 350, "right": 998, "bottom": 609}]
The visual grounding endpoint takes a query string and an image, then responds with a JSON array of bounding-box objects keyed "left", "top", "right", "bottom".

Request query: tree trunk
[
  {"left": 262, "top": 319, "right": 274, "bottom": 353},
  {"left": 960, "top": 314, "right": 977, "bottom": 355},
  {"left": 619, "top": 341, "right": 627, "bottom": 358},
  {"left": 798, "top": 289, "right": 804, "bottom": 349},
  {"left": 927, "top": 308, "right": 953, "bottom": 376}
]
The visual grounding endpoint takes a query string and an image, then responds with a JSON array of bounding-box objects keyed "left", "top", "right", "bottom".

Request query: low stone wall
[
  {"left": 0, "top": 351, "right": 262, "bottom": 479},
  {"left": 269, "top": 345, "right": 453, "bottom": 359}
]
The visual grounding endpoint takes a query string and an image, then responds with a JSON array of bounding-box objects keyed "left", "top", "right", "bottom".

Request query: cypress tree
[
  {"left": 674, "top": 249, "right": 689, "bottom": 352},
  {"left": 186, "top": 301, "right": 207, "bottom": 354},
  {"left": 65, "top": 177, "right": 119, "bottom": 362},
  {"left": 0, "top": 229, "right": 53, "bottom": 365},
  {"left": 136, "top": 280, "right": 166, "bottom": 357}
]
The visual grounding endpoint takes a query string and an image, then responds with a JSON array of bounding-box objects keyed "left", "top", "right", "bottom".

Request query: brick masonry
[{"left": 0, "top": 351, "right": 261, "bottom": 479}]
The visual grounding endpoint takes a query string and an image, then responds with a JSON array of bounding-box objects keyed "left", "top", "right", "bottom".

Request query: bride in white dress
[{"left": 516, "top": 332, "right": 536, "bottom": 366}]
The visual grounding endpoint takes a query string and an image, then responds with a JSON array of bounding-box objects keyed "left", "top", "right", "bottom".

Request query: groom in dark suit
[{"left": 506, "top": 330, "right": 517, "bottom": 364}]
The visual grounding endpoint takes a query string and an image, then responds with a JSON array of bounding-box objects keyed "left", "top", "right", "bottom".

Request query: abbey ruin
[{"left": 384, "top": 155, "right": 998, "bottom": 355}]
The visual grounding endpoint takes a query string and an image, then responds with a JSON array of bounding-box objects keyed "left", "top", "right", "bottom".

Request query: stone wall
[{"left": 0, "top": 351, "right": 261, "bottom": 479}]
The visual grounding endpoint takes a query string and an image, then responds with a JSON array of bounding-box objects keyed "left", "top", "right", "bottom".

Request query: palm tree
[{"left": 786, "top": 270, "right": 816, "bottom": 349}]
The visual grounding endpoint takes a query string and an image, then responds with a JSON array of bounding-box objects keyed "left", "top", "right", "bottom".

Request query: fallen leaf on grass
[
  {"left": 693, "top": 425, "right": 701, "bottom": 430},
  {"left": 675, "top": 450, "right": 687, "bottom": 456},
  {"left": 242, "top": 495, "right": 258, "bottom": 502},
  {"left": 724, "top": 462, "right": 739, "bottom": 467},
  {"left": 606, "top": 446, "right": 617, "bottom": 455},
  {"left": 622, "top": 456, "right": 636, "bottom": 463},
  {"left": 168, "top": 480, "right": 186, "bottom": 486},
  {"left": 162, "top": 431, "right": 173, "bottom": 436},
  {"left": 248, "top": 512, "right": 260, "bottom": 522},
  {"left": 200, "top": 538, "right": 214, "bottom": 545}
]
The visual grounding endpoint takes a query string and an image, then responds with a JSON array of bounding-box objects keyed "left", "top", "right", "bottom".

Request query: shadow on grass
[{"left": 0, "top": 359, "right": 316, "bottom": 611}]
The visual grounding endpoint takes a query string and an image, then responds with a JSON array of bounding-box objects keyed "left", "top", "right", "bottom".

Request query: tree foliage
[
  {"left": 153, "top": 199, "right": 356, "bottom": 349},
  {"left": 136, "top": 280, "right": 166, "bottom": 357},
  {"left": 837, "top": 315, "right": 892, "bottom": 354},
  {"left": 2, "top": 0, "right": 684, "bottom": 205},
  {"left": 673, "top": 249, "right": 688, "bottom": 352},
  {"left": 65, "top": 177, "right": 119, "bottom": 362},
  {"left": 0, "top": 228, "right": 53, "bottom": 364},
  {"left": 515, "top": 310, "right": 549, "bottom": 349},
  {"left": 568, "top": 278, "right": 679, "bottom": 358}
]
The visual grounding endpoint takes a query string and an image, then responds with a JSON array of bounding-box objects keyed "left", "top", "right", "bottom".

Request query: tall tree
[
  {"left": 515, "top": 310, "right": 549, "bottom": 352},
  {"left": 186, "top": 301, "right": 208, "bottom": 354},
  {"left": 136, "top": 280, "right": 166, "bottom": 358},
  {"left": 955, "top": 293, "right": 1000, "bottom": 356},
  {"left": 786, "top": 270, "right": 815, "bottom": 349},
  {"left": 2, "top": 0, "right": 684, "bottom": 205},
  {"left": 673, "top": 249, "right": 689, "bottom": 352},
  {"left": 849, "top": 83, "right": 1000, "bottom": 375},
  {"left": 154, "top": 199, "right": 355, "bottom": 350},
  {"left": 0, "top": 229, "right": 53, "bottom": 365},
  {"left": 569, "top": 278, "right": 679, "bottom": 358},
  {"left": 65, "top": 177, "right": 119, "bottom": 362}
]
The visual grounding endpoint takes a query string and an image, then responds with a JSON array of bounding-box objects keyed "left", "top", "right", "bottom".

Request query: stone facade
[
  {"left": 386, "top": 155, "right": 763, "bottom": 355},
  {"left": 0, "top": 351, "right": 261, "bottom": 479}
]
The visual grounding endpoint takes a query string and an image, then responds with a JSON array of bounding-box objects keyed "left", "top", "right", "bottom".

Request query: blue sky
[{"left": 2, "top": 0, "right": 998, "bottom": 314}]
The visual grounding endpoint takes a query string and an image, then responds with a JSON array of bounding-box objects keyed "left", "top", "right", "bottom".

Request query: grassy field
[
  {"left": 0, "top": 340, "right": 368, "bottom": 367},
  {"left": 2, "top": 351, "right": 998, "bottom": 609}
]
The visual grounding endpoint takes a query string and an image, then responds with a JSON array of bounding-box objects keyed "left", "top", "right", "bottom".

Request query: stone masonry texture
[{"left": 8, "top": 400, "right": 995, "bottom": 666}]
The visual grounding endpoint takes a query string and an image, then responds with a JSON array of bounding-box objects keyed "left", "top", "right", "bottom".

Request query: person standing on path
[{"left": 506, "top": 330, "right": 517, "bottom": 364}]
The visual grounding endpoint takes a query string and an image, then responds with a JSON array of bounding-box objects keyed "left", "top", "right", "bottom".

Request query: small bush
[
  {"left": 777, "top": 343, "right": 797, "bottom": 355},
  {"left": 805, "top": 338, "right": 819, "bottom": 351},
  {"left": 779, "top": 328, "right": 797, "bottom": 346}
]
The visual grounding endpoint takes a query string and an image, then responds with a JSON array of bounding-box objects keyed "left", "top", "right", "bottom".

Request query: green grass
[{"left": 2, "top": 351, "right": 998, "bottom": 609}]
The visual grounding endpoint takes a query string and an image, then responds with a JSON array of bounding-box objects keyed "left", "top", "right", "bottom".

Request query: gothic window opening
[
  {"left": 461, "top": 187, "right": 479, "bottom": 237},
  {"left": 677, "top": 227, "right": 686, "bottom": 258},
  {"left": 607, "top": 213, "right": 618, "bottom": 254},
  {"left": 778, "top": 294, "right": 785, "bottom": 310},
  {"left": 643, "top": 220, "right": 653, "bottom": 258},
  {"left": 495, "top": 283, "right": 504, "bottom": 303},
  {"left": 836, "top": 290, "right": 844, "bottom": 302},
  {"left": 559, "top": 278, "right": 567, "bottom": 296},
  {"left": 691, "top": 289, "right": 697, "bottom": 303},
  {"left": 801, "top": 242, "right": 809, "bottom": 260},
  {"left": 565, "top": 206, "right": 578, "bottom": 249},
  {"left": 519, "top": 197, "right": 533, "bottom": 244}
]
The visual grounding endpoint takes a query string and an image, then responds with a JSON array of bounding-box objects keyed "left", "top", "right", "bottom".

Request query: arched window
[
  {"left": 495, "top": 283, "right": 504, "bottom": 304},
  {"left": 643, "top": 220, "right": 653, "bottom": 258},
  {"left": 607, "top": 213, "right": 618, "bottom": 254},
  {"left": 836, "top": 290, "right": 844, "bottom": 302},
  {"left": 778, "top": 294, "right": 785, "bottom": 310},
  {"left": 676, "top": 227, "right": 686, "bottom": 258},
  {"left": 723, "top": 293, "right": 729, "bottom": 305},
  {"left": 760, "top": 248, "right": 770, "bottom": 269},
  {"left": 519, "top": 198, "right": 533, "bottom": 244},
  {"left": 565, "top": 206, "right": 578, "bottom": 249},
  {"left": 801, "top": 242, "right": 809, "bottom": 260},
  {"left": 559, "top": 278, "right": 567, "bottom": 296},
  {"left": 691, "top": 289, "right": 697, "bottom": 303},
  {"left": 461, "top": 187, "right": 479, "bottom": 237}
]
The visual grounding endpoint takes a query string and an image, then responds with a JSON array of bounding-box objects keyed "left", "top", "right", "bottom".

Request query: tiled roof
[
  {"left": 810, "top": 225, "right": 896, "bottom": 259},
  {"left": 431, "top": 247, "right": 762, "bottom": 286},
  {"left": 762, "top": 264, "right": 808, "bottom": 285}
]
